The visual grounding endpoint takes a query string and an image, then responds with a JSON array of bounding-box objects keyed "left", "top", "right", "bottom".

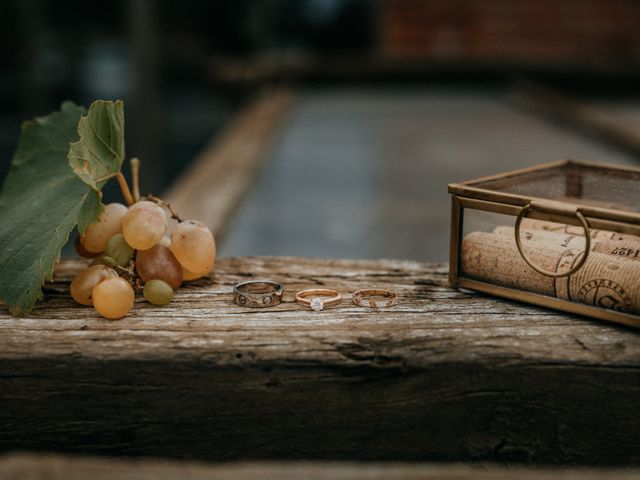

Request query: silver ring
[{"left": 233, "top": 280, "right": 284, "bottom": 308}]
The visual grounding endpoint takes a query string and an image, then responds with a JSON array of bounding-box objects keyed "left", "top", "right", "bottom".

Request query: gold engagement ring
[{"left": 295, "top": 289, "right": 342, "bottom": 312}]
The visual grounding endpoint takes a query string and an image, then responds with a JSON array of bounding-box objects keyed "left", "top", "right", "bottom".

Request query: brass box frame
[{"left": 448, "top": 159, "right": 640, "bottom": 329}]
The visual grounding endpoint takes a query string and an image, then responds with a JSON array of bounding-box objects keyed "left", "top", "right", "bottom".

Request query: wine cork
[
  {"left": 461, "top": 231, "right": 640, "bottom": 314},
  {"left": 520, "top": 218, "right": 640, "bottom": 245},
  {"left": 556, "top": 249, "right": 640, "bottom": 313},
  {"left": 493, "top": 226, "right": 640, "bottom": 262},
  {"left": 462, "top": 231, "right": 559, "bottom": 296}
]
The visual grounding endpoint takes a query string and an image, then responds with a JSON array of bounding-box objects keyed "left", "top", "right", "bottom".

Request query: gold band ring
[
  {"left": 295, "top": 289, "right": 342, "bottom": 312},
  {"left": 353, "top": 289, "right": 398, "bottom": 308}
]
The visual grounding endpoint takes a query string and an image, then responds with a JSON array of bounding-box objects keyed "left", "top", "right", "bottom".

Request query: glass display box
[{"left": 448, "top": 160, "right": 640, "bottom": 328}]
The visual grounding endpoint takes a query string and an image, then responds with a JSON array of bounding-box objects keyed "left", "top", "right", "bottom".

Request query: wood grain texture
[
  {"left": 1, "top": 257, "right": 639, "bottom": 465},
  {"left": 164, "top": 89, "right": 296, "bottom": 238},
  {"left": 2, "top": 454, "right": 640, "bottom": 480}
]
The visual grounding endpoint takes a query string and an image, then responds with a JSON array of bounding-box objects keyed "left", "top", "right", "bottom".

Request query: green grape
[
  {"left": 122, "top": 200, "right": 167, "bottom": 250},
  {"left": 143, "top": 279, "right": 174, "bottom": 306},
  {"left": 170, "top": 220, "right": 216, "bottom": 273},
  {"left": 81, "top": 203, "right": 128, "bottom": 253},
  {"left": 70, "top": 265, "right": 118, "bottom": 306},
  {"left": 135, "top": 244, "right": 183, "bottom": 289},
  {"left": 106, "top": 233, "right": 134, "bottom": 267},
  {"left": 101, "top": 256, "right": 118, "bottom": 268},
  {"left": 92, "top": 277, "right": 135, "bottom": 319}
]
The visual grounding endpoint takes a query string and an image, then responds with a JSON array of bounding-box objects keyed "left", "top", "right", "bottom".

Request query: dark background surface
[
  {"left": 1, "top": 0, "right": 640, "bottom": 259},
  {"left": 0, "top": 0, "right": 377, "bottom": 196}
]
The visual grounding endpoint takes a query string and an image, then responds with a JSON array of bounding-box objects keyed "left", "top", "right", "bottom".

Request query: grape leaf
[
  {"left": 0, "top": 100, "right": 126, "bottom": 315},
  {"left": 0, "top": 102, "right": 88, "bottom": 315},
  {"left": 68, "top": 100, "right": 125, "bottom": 233}
]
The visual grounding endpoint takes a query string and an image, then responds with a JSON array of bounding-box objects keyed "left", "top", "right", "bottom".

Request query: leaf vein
[{"left": 88, "top": 113, "right": 118, "bottom": 159}]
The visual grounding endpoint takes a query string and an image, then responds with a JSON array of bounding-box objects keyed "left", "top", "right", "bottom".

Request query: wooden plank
[
  {"left": 2, "top": 453, "right": 639, "bottom": 480},
  {"left": 0, "top": 257, "right": 639, "bottom": 465},
  {"left": 164, "top": 89, "right": 296, "bottom": 238}
]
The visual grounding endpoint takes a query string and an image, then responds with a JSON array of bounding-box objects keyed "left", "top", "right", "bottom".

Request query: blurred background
[{"left": 1, "top": 0, "right": 640, "bottom": 261}]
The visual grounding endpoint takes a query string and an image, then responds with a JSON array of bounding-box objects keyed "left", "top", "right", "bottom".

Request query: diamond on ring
[
  {"left": 310, "top": 298, "right": 324, "bottom": 311},
  {"left": 295, "top": 288, "right": 341, "bottom": 311}
]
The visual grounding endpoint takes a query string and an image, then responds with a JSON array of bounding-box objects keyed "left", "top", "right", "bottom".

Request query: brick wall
[{"left": 380, "top": 0, "right": 640, "bottom": 68}]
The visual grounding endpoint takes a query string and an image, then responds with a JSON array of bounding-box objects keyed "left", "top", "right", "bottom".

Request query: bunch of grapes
[{"left": 71, "top": 200, "right": 215, "bottom": 319}]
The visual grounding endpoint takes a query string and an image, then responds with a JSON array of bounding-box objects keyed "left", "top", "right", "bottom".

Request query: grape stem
[
  {"left": 113, "top": 260, "right": 142, "bottom": 290},
  {"left": 130, "top": 158, "right": 141, "bottom": 202},
  {"left": 116, "top": 172, "right": 135, "bottom": 206},
  {"left": 145, "top": 195, "right": 184, "bottom": 222},
  {"left": 113, "top": 263, "right": 135, "bottom": 277}
]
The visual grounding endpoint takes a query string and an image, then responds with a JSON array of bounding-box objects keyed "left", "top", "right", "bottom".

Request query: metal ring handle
[{"left": 514, "top": 203, "right": 591, "bottom": 278}]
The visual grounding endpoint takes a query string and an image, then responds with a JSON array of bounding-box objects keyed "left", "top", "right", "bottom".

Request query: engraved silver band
[{"left": 233, "top": 280, "right": 284, "bottom": 308}]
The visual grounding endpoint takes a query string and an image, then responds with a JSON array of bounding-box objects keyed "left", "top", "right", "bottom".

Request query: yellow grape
[
  {"left": 92, "top": 277, "right": 135, "bottom": 319},
  {"left": 170, "top": 220, "right": 215, "bottom": 273},
  {"left": 81, "top": 203, "right": 128, "bottom": 253},
  {"left": 122, "top": 201, "right": 167, "bottom": 250},
  {"left": 75, "top": 236, "right": 99, "bottom": 259},
  {"left": 182, "top": 266, "right": 209, "bottom": 281},
  {"left": 70, "top": 265, "right": 118, "bottom": 306}
]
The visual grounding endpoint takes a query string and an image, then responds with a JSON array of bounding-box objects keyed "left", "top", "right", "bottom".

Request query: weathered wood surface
[
  {"left": 2, "top": 454, "right": 640, "bottom": 480},
  {"left": 1, "top": 257, "right": 639, "bottom": 465},
  {"left": 165, "top": 89, "right": 296, "bottom": 238}
]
